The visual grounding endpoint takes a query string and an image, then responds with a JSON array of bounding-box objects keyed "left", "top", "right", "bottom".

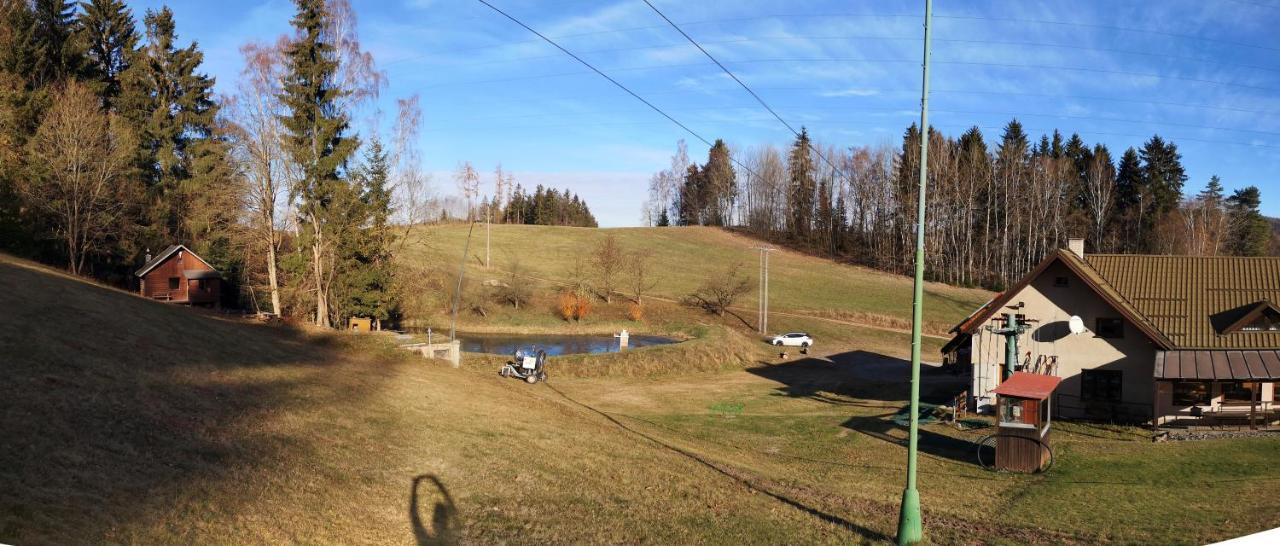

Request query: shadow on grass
[
  {"left": 0, "top": 260, "right": 399, "bottom": 543},
  {"left": 747, "top": 350, "right": 966, "bottom": 405},
  {"left": 840, "top": 413, "right": 979, "bottom": 467},
  {"left": 543, "top": 382, "right": 892, "bottom": 542},
  {"left": 410, "top": 475, "right": 459, "bottom": 545}
]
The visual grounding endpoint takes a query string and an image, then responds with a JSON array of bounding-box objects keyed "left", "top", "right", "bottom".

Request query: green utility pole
[
  {"left": 992, "top": 313, "right": 1028, "bottom": 380},
  {"left": 897, "top": 0, "right": 932, "bottom": 544}
]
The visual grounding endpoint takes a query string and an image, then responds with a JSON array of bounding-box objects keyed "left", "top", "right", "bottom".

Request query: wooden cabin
[{"left": 134, "top": 245, "right": 222, "bottom": 308}]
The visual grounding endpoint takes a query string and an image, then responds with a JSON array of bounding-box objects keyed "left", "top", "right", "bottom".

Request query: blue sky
[{"left": 138, "top": 0, "right": 1280, "bottom": 225}]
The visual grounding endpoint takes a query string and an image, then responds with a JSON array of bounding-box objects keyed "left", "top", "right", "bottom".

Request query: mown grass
[{"left": 6, "top": 252, "right": 1279, "bottom": 545}]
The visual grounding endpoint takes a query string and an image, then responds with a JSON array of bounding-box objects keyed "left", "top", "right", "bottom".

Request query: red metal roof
[{"left": 992, "top": 372, "right": 1063, "bottom": 400}]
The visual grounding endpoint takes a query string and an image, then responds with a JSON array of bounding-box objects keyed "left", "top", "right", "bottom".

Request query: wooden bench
[{"left": 1208, "top": 402, "right": 1275, "bottom": 427}]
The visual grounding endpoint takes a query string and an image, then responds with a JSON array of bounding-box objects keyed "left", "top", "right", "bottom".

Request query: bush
[
  {"left": 626, "top": 302, "right": 644, "bottom": 321},
  {"left": 557, "top": 291, "right": 592, "bottom": 321}
]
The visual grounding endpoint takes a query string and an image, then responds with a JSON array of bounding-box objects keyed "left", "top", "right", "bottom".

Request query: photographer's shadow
[{"left": 410, "top": 475, "right": 459, "bottom": 545}]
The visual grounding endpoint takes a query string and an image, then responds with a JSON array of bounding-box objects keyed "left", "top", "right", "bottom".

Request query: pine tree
[
  {"left": 787, "top": 127, "right": 815, "bottom": 240},
  {"left": 117, "top": 6, "right": 220, "bottom": 249},
  {"left": 703, "top": 139, "right": 735, "bottom": 226},
  {"left": 30, "top": 0, "right": 80, "bottom": 87},
  {"left": 336, "top": 138, "right": 397, "bottom": 326},
  {"left": 279, "top": 0, "right": 359, "bottom": 327},
  {"left": 1112, "top": 147, "right": 1145, "bottom": 252},
  {"left": 1226, "top": 186, "right": 1270, "bottom": 256},
  {"left": 1137, "top": 135, "right": 1187, "bottom": 251},
  {"left": 75, "top": 0, "right": 137, "bottom": 109}
]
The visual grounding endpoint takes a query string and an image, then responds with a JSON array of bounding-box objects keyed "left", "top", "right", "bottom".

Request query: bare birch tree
[{"left": 227, "top": 40, "right": 288, "bottom": 315}]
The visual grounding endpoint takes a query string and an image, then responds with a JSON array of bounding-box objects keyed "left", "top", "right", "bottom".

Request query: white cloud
[{"left": 819, "top": 88, "right": 880, "bottom": 97}]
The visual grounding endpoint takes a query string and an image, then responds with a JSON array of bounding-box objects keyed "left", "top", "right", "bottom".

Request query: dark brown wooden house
[{"left": 135, "top": 245, "right": 222, "bottom": 308}]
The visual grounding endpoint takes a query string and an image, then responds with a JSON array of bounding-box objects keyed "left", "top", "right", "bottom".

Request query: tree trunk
[
  {"left": 267, "top": 228, "right": 282, "bottom": 316},
  {"left": 311, "top": 225, "right": 330, "bottom": 328}
]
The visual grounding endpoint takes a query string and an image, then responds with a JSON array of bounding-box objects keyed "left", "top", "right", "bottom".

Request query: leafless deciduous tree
[
  {"left": 589, "top": 234, "right": 623, "bottom": 303},
  {"left": 20, "top": 81, "right": 136, "bottom": 275},
  {"left": 226, "top": 40, "right": 288, "bottom": 315},
  {"left": 454, "top": 161, "right": 479, "bottom": 221},
  {"left": 390, "top": 95, "right": 432, "bottom": 252},
  {"left": 688, "top": 262, "right": 751, "bottom": 317},
  {"left": 625, "top": 249, "right": 659, "bottom": 305},
  {"left": 493, "top": 254, "right": 532, "bottom": 309}
]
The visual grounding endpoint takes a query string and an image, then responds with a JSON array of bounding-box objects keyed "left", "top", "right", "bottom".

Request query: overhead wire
[
  {"left": 472, "top": 0, "right": 765, "bottom": 179},
  {"left": 387, "top": 10, "right": 1280, "bottom": 67},
  {"left": 640, "top": 0, "right": 853, "bottom": 185}
]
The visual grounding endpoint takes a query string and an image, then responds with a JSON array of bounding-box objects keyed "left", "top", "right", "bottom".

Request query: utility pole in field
[
  {"left": 486, "top": 202, "right": 491, "bottom": 270},
  {"left": 897, "top": 0, "right": 933, "bottom": 544},
  {"left": 755, "top": 246, "right": 773, "bottom": 334}
]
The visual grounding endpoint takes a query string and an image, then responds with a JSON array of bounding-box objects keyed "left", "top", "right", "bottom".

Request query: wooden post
[{"left": 1251, "top": 381, "right": 1260, "bottom": 430}]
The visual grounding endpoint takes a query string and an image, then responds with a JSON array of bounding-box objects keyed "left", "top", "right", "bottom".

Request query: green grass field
[
  {"left": 5, "top": 246, "right": 1280, "bottom": 544},
  {"left": 401, "top": 224, "right": 992, "bottom": 336}
]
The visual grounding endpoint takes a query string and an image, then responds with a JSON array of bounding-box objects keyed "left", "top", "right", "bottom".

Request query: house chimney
[{"left": 1067, "top": 238, "right": 1085, "bottom": 258}]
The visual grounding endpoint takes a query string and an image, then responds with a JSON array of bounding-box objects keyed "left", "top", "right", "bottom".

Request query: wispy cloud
[{"left": 819, "top": 88, "right": 879, "bottom": 97}]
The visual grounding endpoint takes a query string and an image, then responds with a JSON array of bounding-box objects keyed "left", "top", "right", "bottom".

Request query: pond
[{"left": 452, "top": 333, "right": 680, "bottom": 356}]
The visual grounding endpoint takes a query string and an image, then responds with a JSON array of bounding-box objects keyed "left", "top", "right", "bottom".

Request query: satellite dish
[{"left": 1068, "top": 316, "right": 1086, "bottom": 335}]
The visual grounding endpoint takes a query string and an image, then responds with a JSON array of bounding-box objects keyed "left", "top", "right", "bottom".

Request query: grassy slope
[
  {"left": 401, "top": 225, "right": 993, "bottom": 334},
  {"left": 6, "top": 253, "right": 1279, "bottom": 545}
]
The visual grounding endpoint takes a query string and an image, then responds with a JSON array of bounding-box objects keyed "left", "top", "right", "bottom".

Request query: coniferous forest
[
  {"left": 0, "top": 0, "right": 410, "bottom": 327},
  {"left": 645, "top": 124, "right": 1276, "bottom": 289}
]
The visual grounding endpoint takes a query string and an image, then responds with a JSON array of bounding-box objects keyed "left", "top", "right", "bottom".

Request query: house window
[
  {"left": 1222, "top": 382, "right": 1256, "bottom": 403},
  {"left": 168, "top": 277, "right": 180, "bottom": 290},
  {"left": 1081, "top": 370, "right": 1122, "bottom": 402},
  {"left": 1053, "top": 276, "right": 1069, "bottom": 288},
  {"left": 1172, "top": 381, "right": 1210, "bottom": 406},
  {"left": 1240, "top": 311, "right": 1280, "bottom": 332},
  {"left": 1095, "top": 318, "right": 1124, "bottom": 339}
]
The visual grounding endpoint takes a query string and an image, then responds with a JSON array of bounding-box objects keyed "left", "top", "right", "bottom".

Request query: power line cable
[
  {"left": 640, "top": 0, "right": 851, "bottom": 184},
  {"left": 417, "top": 55, "right": 1280, "bottom": 97},
  {"left": 472, "top": 0, "right": 762, "bottom": 180},
  {"left": 388, "top": 10, "right": 1280, "bottom": 67}
]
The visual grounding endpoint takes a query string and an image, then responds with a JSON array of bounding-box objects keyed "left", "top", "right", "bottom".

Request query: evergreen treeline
[
  {"left": 499, "top": 184, "right": 598, "bottom": 227},
  {"left": 647, "top": 121, "right": 1275, "bottom": 289},
  {"left": 0, "top": 0, "right": 399, "bottom": 328}
]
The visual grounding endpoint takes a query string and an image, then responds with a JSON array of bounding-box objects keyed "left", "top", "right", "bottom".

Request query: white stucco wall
[{"left": 969, "top": 260, "right": 1159, "bottom": 418}]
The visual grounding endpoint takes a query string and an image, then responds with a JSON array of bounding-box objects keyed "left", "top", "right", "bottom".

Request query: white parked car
[{"left": 770, "top": 332, "right": 813, "bottom": 347}]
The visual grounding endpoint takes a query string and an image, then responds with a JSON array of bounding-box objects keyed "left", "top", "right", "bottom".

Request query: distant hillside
[{"left": 402, "top": 225, "right": 993, "bottom": 330}]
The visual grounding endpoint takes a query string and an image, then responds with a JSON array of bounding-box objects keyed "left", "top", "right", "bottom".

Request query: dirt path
[{"left": 505, "top": 270, "right": 951, "bottom": 340}]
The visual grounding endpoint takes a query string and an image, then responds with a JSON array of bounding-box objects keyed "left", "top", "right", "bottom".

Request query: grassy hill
[
  {"left": 5, "top": 252, "right": 1280, "bottom": 544},
  {"left": 400, "top": 225, "right": 993, "bottom": 335}
]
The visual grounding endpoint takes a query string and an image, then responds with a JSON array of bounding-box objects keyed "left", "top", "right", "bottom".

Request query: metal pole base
[{"left": 896, "top": 487, "right": 922, "bottom": 545}]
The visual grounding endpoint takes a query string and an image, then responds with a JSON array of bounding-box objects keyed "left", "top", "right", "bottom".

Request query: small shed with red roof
[{"left": 992, "top": 372, "right": 1062, "bottom": 472}]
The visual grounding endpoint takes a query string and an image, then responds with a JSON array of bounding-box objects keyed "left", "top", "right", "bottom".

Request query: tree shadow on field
[
  {"left": 748, "top": 350, "right": 967, "bottom": 405},
  {"left": 409, "top": 475, "right": 459, "bottom": 545},
  {"left": 0, "top": 260, "right": 399, "bottom": 543},
  {"left": 840, "top": 413, "right": 978, "bottom": 467}
]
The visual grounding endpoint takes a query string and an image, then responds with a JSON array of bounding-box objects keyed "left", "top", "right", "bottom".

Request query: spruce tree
[
  {"left": 1226, "top": 186, "right": 1270, "bottom": 256},
  {"left": 118, "top": 6, "right": 219, "bottom": 249},
  {"left": 75, "top": 0, "right": 138, "bottom": 108},
  {"left": 279, "top": 0, "right": 358, "bottom": 327},
  {"left": 787, "top": 127, "right": 815, "bottom": 240},
  {"left": 1112, "top": 147, "right": 1145, "bottom": 252},
  {"left": 336, "top": 139, "right": 396, "bottom": 326},
  {"left": 30, "top": 0, "right": 80, "bottom": 87}
]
